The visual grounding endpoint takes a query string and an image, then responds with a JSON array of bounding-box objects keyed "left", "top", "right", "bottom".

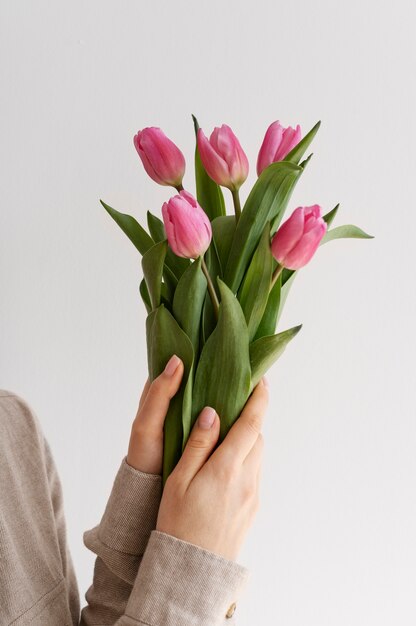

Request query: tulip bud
[
  {"left": 257, "top": 121, "right": 302, "bottom": 176},
  {"left": 197, "top": 125, "right": 249, "bottom": 191},
  {"left": 271, "top": 205, "right": 327, "bottom": 270},
  {"left": 162, "top": 190, "right": 212, "bottom": 259},
  {"left": 134, "top": 127, "right": 185, "bottom": 188}
]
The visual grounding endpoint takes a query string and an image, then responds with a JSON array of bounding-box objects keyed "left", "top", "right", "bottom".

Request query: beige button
[{"left": 226, "top": 602, "right": 237, "bottom": 618}]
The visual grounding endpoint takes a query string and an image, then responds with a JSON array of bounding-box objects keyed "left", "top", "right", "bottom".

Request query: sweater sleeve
[
  {"left": 115, "top": 530, "right": 250, "bottom": 626},
  {"left": 81, "top": 461, "right": 250, "bottom": 626},
  {"left": 80, "top": 458, "right": 162, "bottom": 624}
]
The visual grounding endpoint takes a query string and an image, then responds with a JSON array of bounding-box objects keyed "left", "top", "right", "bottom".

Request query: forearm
[
  {"left": 80, "top": 459, "right": 248, "bottom": 626},
  {"left": 80, "top": 458, "right": 162, "bottom": 624}
]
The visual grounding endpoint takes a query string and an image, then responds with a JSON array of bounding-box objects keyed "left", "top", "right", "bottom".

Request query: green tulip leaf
[
  {"left": 201, "top": 240, "right": 222, "bottom": 344},
  {"left": 147, "top": 211, "right": 180, "bottom": 303},
  {"left": 323, "top": 204, "right": 339, "bottom": 228},
  {"left": 142, "top": 241, "right": 168, "bottom": 310},
  {"left": 173, "top": 257, "right": 207, "bottom": 360},
  {"left": 253, "top": 271, "right": 281, "bottom": 340},
  {"left": 299, "top": 153, "right": 314, "bottom": 170},
  {"left": 250, "top": 325, "right": 302, "bottom": 389},
  {"left": 192, "top": 115, "right": 226, "bottom": 220},
  {"left": 146, "top": 305, "right": 194, "bottom": 484},
  {"left": 322, "top": 224, "right": 374, "bottom": 244},
  {"left": 269, "top": 156, "right": 314, "bottom": 236},
  {"left": 201, "top": 292, "right": 216, "bottom": 347},
  {"left": 284, "top": 121, "right": 321, "bottom": 165},
  {"left": 100, "top": 199, "right": 154, "bottom": 255},
  {"left": 212, "top": 215, "right": 236, "bottom": 276},
  {"left": 254, "top": 266, "right": 298, "bottom": 339},
  {"left": 147, "top": 210, "right": 165, "bottom": 243},
  {"left": 139, "top": 279, "right": 152, "bottom": 314},
  {"left": 161, "top": 283, "right": 172, "bottom": 308},
  {"left": 238, "top": 223, "right": 273, "bottom": 340},
  {"left": 224, "top": 161, "right": 302, "bottom": 293},
  {"left": 147, "top": 210, "right": 190, "bottom": 279},
  {"left": 192, "top": 280, "right": 251, "bottom": 442}
]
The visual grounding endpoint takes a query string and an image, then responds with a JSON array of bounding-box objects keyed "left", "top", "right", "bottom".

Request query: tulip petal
[
  {"left": 215, "top": 125, "right": 238, "bottom": 164},
  {"left": 162, "top": 202, "right": 180, "bottom": 256},
  {"left": 230, "top": 143, "right": 249, "bottom": 187},
  {"left": 274, "top": 125, "right": 302, "bottom": 161},
  {"left": 134, "top": 127, "right": 185, "bottom": 186},
  {"left": 135, "top": 133, "right": 166, "bottom": 185},
  {"left": 257, "top": 121, "right": 284, "bottom": 176},
  {"left": 216, "top": 125, "right": 249, "bottom": 187},
  {"left": 303, "top": 205, "right": 323, "bottom": 233},
  {"left": 284, "top": 121, "right": 320, "bottom": 165},
  {"left": 271, "top": 206, "right": 305, "bottom": 264},
  {"left": 193, "top": 115, "right": 226, "bottom": 220},
  {"left": 179, "top": 189, "right": 198, "bottom": 207},
  {"left": 162, "top": 191, "right": 212, "bottom": 259},
  {"left": 283, "top": 222, "right": 327, "bottom": 269},
  {"left": 197, "top": 128, "right": 231, "bottom": 188}
]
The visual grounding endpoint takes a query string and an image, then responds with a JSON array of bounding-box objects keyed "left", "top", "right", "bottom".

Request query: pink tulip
[
  {"left": 162, "top": 190, "right": 212, "bottom": 259},
  {"left": 134, "top": 127, "right": 185, "bottom": 187},
  {"left": 257, "top": 121, "right": 302, "bottom": 176},
  {"left": 197, "top": 125, "right": 249, "bottom": 191},
  {"left": 271, "top": 205, "right": 327, "bottom": 270}
]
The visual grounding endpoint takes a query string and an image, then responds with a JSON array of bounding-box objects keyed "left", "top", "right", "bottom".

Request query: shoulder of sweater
[{"left": 0, "top": 389, "right": 44, "bottom": 440}]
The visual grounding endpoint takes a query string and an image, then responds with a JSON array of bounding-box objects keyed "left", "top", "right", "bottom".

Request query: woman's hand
[
  {"left": 156, "top": 379, "right": 268, "bottom": 561},
  {"left": 127, "top": 355, "right": 184, "bottom": 475}
]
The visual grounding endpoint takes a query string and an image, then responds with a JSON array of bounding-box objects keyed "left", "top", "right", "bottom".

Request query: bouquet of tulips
[{"left": 101, "top": 117, "right": 371, "bottom": 483}]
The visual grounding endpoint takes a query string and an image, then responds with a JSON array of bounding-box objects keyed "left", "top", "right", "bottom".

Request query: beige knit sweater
[{"left": 0, "top": 390, "right": 249, "bottom": 625}]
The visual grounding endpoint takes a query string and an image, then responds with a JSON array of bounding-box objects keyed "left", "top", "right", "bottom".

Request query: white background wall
[{"left": 1, "top": 1, "right": 415, "bottom": 624}]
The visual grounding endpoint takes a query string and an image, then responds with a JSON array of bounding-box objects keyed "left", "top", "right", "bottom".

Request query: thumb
[{"left": 174, "top": 407, "right": 220, "bottom": 487}]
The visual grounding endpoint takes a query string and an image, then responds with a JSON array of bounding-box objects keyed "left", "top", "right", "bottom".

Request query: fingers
[
  {"left": 138, "top": 378, "right": 151, "bottom": 410},
  {"left": 243, "top": 433, "right": 264, "bottom": 473},
  {"left": 218, "top": 378, "right": 269, "bottom": 464},
  {"left": 134, "top": 355, "right": 184, "bottom": 435},
  {"left": 244, "top": 434, "right": 263, "bottom": 517},
  {"left": 172, "top": 407, "right": 220, "bottom": 487}
]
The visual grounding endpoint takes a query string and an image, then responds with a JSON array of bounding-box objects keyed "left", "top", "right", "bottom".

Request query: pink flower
[
  {"left": 134, "top": 127, "right": 185, "bottom": 187},
  {"left": 271, "top": 205, "right": 327, "bottom": 270},
  {"left": 257, "top": 121, "right": 302, "bottom": 176},
  {"left": 162, "top": 190, "right": 212, "bottom": 259},
  {"left": 197, "top": 125, "right": 249, "bottom": 191}
]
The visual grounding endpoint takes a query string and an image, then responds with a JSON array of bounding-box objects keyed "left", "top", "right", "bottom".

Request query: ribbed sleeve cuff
[
  {"left": 83, "top": 457, "right": 162, "bottom": 584},
  {"left": 124, "top": 530, "right": 249, "bottom": 625}
]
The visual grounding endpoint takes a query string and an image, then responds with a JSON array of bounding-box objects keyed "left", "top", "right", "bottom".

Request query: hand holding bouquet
[{"left": 101, "top": 117, "right": 372, "bottom": 483}]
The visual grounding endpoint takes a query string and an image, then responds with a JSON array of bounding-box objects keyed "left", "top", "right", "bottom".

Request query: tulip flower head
[
  {"left": 162, "top": 190, "right": 212, "bottom": 259},
  {"left": 271, "top": 205, "right": 327, "bottom": 270},
  {"left": 197, "top": 125, "right": 249, "bottom": 191},
  {"left": 134, "top": 127, "right": 185, "bottom": 188},
  {"left": 257, "top": 121, "right": 302, "bottom": 176}
]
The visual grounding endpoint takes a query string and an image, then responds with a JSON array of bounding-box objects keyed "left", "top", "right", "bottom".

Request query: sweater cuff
[
  {"left": 125, "top": 530, "right": 249, "bottom": 625},
  {"left": 83, "top": 457, "right": 162, "bottom": 584}
]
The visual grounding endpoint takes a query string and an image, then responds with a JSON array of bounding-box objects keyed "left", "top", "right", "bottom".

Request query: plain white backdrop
[{"left": 1, "top": 1, "right": 415, "bottom": 624}]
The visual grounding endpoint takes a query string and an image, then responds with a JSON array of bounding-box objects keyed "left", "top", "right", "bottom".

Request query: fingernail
[
  {"left": 198, "top": 407, "right": 216, "bottom": 430},
  {"left": 262, "top": 376, "right": 269, "bottom": 388},
  {"left": 164, "top": 355, "right": 181, "bottom": 376}
]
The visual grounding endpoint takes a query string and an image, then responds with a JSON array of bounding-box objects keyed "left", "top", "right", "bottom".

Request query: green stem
[
  {"left": 231, "top": 188, "right": 241, "bottom": 223},
  {"left": 270, "top": 263, "right": 284, "bottom": 290},
  {"left": 201, "top": 257, "right": 219, "bottom": 319}
]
